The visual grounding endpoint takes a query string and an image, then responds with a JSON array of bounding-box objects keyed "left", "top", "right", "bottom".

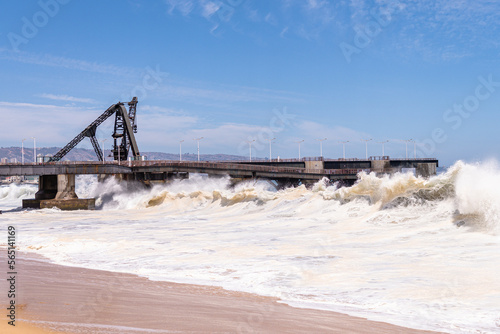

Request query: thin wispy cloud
[
  {"left": 37, "top": 94, "right": 97, "bottom": 104},
  {"left": 200, "top": 0, "right": 220, "bottom": 18},
  {"left": 165, "top": 0, "right": 221, "bottom": 18},
  {"left": 271, "top": 0, "right": 500, "bottom": 62},
  {"left": 304, "top": 0, "right": 336, "bottom": 24},
  {"left": 349, "top": 0, "right": 369, "bottom": 22},
  {"left": 346, "top": 0, "right": 500, "bottom": 61},
  {"left": 165, "top": 0, "right": 339, "bottom": 41},
  {"left": 165, "top": 0, "right": 195, "bottom": 16},
  {"left": 298, "top": 120, "right": 369, "bottom": 142},
  {"left": 306, "top": 0, "right": 325, "bottom": 10},
  {"left": 162, "top": 1, "right": 500, "bottom": 62},
  {"left": 0, "top": 49, "right": 137, "bottom": 76},
  {"left": 265, "top": 12, "right": 277, "bottom": 25},
  {"left": 297, "top": 1, "right": 342, "bottom": 27},
  {"left": 164, "top": 0, "right": 242, "bottom": 35},
  {"left": 0, "top": 46, "right": 305, "bottom": 111},
  {"left": 279, "top": 26, "right": 289, "bottom": 38},
  {"left": 0, "top": 101, "right": 85, "bottom": 111},
  {"left": 139, "top": 105, "right": 198, "bottom": 129},
  {"left": 155, "top": 80, "right": 308, "bottom": 106}
]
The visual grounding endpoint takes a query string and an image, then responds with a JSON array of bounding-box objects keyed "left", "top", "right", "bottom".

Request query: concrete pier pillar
[
  {"left": 35, "top": 175, "right": 58, "bottom": 200},
  {"left": 23, "top": 174, "right": 95, "bottom": 210},
  {"left": 97, "top": 174, "right": 109, "bottom": 183},
  {"left": 55, "top": 174, "right": 78, "bottom": 200},
  {"left": 305, "top": 160, "right": 324, "bottom": 170},
  {"left": 416, "top": 163, "right": 437, "bottom": 177},
  {"left": 371, "top": 160, "right": 391, "bottom": 174}
]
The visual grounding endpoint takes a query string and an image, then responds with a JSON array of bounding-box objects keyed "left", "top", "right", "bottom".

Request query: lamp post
[
  {"left": 179, "top": 140, "right": 184, "bottom": 161},
  {"left": 245, "top": 140, "right": 255, "bottom": 161},
  {"left": 100, "top": 138, "right": 107, "bottom": 164},
  {"left": 361, "top": 139, "right": 372, "bottom": 159},
  {"left": 401, "top": 139, "right": 412, "bottom": 159},
  {"left": 376, "top": 140, "right": 389, "bottom": 157},
  {"left": 339, "top": 140, "right": 349, "bottom": 159},
  {"left": 295, "top": 140, "right": 304, "bottom": 160},
  {"left": 194, "top": 137, "right": 204, "bottom": 162},
  {"left": 21, "top": 138, "right": 26, "bottom": 164},
  {"left": 31, "top": 137, "right": 36, "bottom": 163},
  {"left": 265, "top": 138, "right": 275, "bottom": 160},
  {"left": 316, "top": 138, "right": 327, "bottom": 158}
]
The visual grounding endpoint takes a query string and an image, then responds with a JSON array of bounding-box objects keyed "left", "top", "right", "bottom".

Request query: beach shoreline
[{"left": 0, "top": 251, "right": 443, "bottom": 334}]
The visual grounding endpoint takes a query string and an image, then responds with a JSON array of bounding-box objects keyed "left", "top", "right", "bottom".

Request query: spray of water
[{"left": 67, "top": 160, "right": 500, "bottom": 234}]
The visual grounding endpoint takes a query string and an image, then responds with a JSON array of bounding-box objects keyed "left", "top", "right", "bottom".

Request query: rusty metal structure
[{"left": 48, "top": 98, "right": 140, "bottom": 162}]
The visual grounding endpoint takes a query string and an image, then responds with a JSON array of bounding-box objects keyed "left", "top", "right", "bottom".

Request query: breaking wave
[
  {"left": 69, "top": 160, "right": 500, "bottom": 234},
  {"left": 3, "top": 160, "right": 500, "bottom": 234},
  {"left": 0, "top": 182, "right": 37, "bottom": 200},
  {"left": 0, "top": 183, "right": 37, "bottom": 210}
]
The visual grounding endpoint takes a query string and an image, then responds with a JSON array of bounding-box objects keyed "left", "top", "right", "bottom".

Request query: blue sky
[{"left": 1, "top": 0, "right": 500, "bottom": 166}]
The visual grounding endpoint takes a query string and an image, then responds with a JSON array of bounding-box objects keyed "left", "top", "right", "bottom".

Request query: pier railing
[
  {"left": 0, "top": 160, "right": 369, "bottom": 177},
  {"left": 0, "top": 155, "right": 438, "bottom": 166},
  {"left": 127, "top": 160, "right": 368, "bottom": 176}
]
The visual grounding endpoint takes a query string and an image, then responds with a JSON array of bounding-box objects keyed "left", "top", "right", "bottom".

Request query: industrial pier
[{"left": 0, "top": 97, "right": 438, "bottom": 210}]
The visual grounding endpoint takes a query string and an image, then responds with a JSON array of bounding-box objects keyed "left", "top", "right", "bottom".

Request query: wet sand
[{"left": 1, "top": 252, "right": 442, "bottom": 333}]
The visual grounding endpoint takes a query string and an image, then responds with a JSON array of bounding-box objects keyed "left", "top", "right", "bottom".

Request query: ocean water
[{"left": 2, "top": 160, "right": 500, "bottom": 333}]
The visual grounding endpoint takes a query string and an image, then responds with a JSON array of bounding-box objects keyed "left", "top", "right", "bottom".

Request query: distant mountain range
[{"left": 0, "top": 147, "right": 250, "bottom": 163}]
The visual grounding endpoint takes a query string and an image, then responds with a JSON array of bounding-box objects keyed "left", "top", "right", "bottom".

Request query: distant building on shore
[{"left": 0, "top": 175, "right": 38, "bottom": 184}]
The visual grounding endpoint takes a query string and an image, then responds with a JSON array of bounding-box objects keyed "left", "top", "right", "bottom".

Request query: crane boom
[{"left": 48, "top": 98, "right": 140, "bottom": 162}]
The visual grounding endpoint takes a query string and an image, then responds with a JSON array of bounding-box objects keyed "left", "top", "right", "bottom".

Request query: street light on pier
[
  {"left": 401, "top": 139, "right": 412, "bottom": 159},
  {"left": 179, "top": 140, "right": 184, "bottom": 161},
  {"left": 245, "top": 140, "right": 255, "bottom": 162},
  {"left": 100, "top": 139, "right": 107, "bottom": 164},
  {"left": 410, "top": 139, "right": 417, "bottom": 159},
  {"left": 294, "top": 140, "right": 304, "bottom": 160},
  {"left": 339, "top": 140, "right": 349, "bottom": 159},
  {"left": 21, "top": 138, "right": 26, "bottom": 164},
  {"left": 376, "top": 140, "right": 389, "bottom": 157},
  {"left": 265, "top": 138, "right": 275, "bottom": 160},
  {"left": 361, "top": 138, "right": 372, "bottom": 159},
  {"left": 316, "top": 138, "right": 327, "bottom": 158},
  {"left": 31, "top": 137, "right": 36, "bottom": 163},
  {"left": 194, "top": 137, "right": 204, "bottom": 162}
]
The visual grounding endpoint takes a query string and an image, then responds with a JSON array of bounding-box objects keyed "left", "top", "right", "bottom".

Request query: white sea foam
[
  {"left": 0, "top": 182, "right": 37, "bottom": 210},
  {"left": 2, "top": 161, "right": 500, "bottom": 333}
]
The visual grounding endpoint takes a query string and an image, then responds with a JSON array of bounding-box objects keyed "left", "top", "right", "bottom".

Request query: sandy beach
[{"left": 0, "top": 251, "right": 443, "bottom": 334}]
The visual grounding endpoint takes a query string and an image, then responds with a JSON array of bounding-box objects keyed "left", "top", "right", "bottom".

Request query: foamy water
[{"left": 2, "top": 161, "right": 500, "bottom": 333}]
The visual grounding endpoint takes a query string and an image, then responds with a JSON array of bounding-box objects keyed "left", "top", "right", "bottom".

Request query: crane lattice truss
[{"left": 49, "top": 98, "right": 140, "bottom": 162}]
